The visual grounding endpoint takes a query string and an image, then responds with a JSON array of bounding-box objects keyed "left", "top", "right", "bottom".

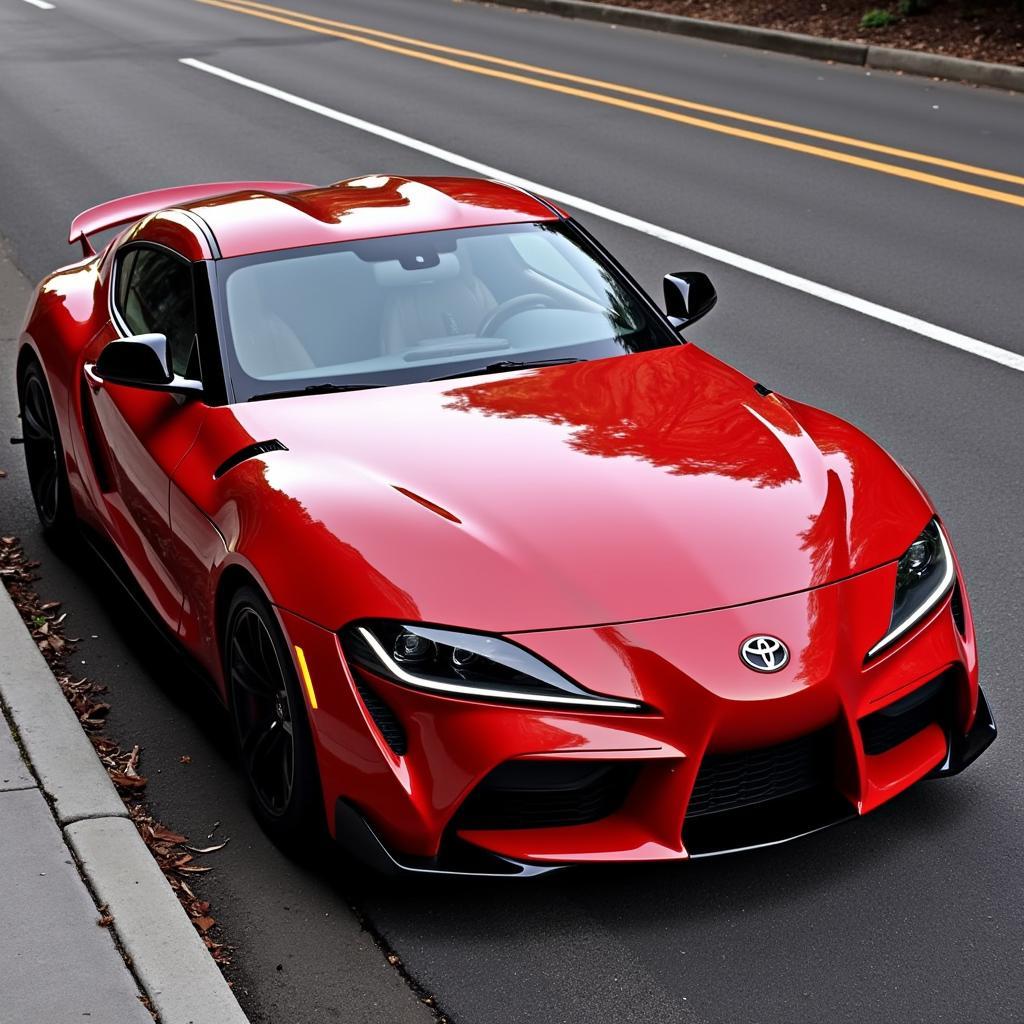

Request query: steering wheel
[{"left": 478, "top": 293, "right": 554, "bottom": 337}]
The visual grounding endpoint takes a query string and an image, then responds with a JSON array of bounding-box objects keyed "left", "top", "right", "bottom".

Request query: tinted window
[
  {"left": 219, "top": 222, "right": 677, "bottom": 400},
  {"left": 115, "top": 250, "right": 137, "bottom": 312},
  {"left": 118, "top": 247, "right": 197, "bottom": 377}
]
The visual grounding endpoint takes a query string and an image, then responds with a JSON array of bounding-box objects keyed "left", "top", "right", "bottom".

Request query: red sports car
[{"left": 17, "top": 175, "right": 994, "bottom": 875}]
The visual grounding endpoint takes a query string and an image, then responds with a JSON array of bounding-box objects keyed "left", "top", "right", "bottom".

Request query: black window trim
[
  {"left": 107, "top": 240, "right": 228, "bottom": 405},
  {"left": 109, "top": 240, "right": 190, "bottom": 341}
]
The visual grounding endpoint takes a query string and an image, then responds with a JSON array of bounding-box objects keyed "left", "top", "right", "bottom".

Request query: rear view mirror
[
  {"left": 94, "top": 334, "right": 202, "bottom": 395},
  {"left": 663, "top": 273, "right": 717, "bottom": 331}
]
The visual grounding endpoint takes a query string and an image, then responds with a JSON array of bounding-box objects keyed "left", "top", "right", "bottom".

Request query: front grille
[
  {"left": 452, "top": 760, "right": 638, "bottom": 831},
  {"left": 686, "top": 729, "right": 834, "bottom": 819},
  {"left": 860, "top": 675, "right": 948, "bottom": 756},
  {"left": 353, "top": 672, "right": 408, "bottom": 755}
]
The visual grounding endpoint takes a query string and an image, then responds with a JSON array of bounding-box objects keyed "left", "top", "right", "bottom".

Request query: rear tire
[
  {"left": 223, "top": 585, "right": 324, "bottom": 845},
  {"left": 18, "top": 358, "right": 75, "bottom": 538}
]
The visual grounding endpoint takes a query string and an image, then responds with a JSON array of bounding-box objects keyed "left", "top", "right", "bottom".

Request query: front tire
[
  {"left": 224, "top": 585, "right": 324, "bottom": 844},
  {"left": 18, "top": 358, "right": 75, "bottom": 538}
]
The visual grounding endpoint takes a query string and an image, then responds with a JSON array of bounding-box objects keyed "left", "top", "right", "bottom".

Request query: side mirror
[
  {"left": 663, "top": 272, "right": 716, "bottom": 331},
  {"left": 94, "top": 334, "right": 202, "bottom": 395}
]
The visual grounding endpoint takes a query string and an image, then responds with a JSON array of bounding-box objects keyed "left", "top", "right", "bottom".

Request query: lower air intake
[
  {"left": 859, "top": 673, "right": 949, "bottom": 756},
  {"left": 452, "top": 760, "right": 638, "bottom": 831},
  {"left": 686, "top": 728, "right": 835, "bottom": 820}
]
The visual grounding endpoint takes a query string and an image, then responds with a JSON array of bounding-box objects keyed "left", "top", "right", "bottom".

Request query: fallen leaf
[
  {"left": 151, "top": 826, "right": 188, "bottom": 844},
  {"left": 109, "top": 771, "right": 147, "bottom": 790},
  {"left": 186, "top": 840, "right": 229, "bottom": 854}
]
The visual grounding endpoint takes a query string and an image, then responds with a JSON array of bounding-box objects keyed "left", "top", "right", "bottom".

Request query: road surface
[{"left": 0, "top": 1, "right": 1021, "bottom": 1021}]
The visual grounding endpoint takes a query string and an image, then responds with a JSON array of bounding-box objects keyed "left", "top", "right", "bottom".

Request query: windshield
[{"left": 217, "top": 221, "right": 678, "bottom": 401}]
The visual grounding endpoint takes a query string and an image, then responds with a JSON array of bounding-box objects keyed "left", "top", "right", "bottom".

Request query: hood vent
[{"left": 214, "top": 439, "right": 288, "bottom": 479}]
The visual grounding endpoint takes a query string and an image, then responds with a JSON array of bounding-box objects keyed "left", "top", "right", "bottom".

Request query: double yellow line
[{"left": 191, "top": 0, "right": 1024, "bottom": 208}]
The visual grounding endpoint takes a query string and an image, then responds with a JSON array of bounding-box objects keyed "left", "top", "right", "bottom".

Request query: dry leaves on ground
[
  {"left": 601, "top": 0, "right": 1024, "bottom": 67},
  {"left": 0, "top": 536, "right": 233, "bottom": 969}
]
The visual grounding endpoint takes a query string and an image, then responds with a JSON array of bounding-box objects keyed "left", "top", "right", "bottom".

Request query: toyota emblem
[{"left": 739, "top": 635, "right": 790, "bottom": 673}]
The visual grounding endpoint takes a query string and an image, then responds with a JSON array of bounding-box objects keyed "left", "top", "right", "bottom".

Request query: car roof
[{"left": 179, "top": 175, "right": 562, "bottom": 259}]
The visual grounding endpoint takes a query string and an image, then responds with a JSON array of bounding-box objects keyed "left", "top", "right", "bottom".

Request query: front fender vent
[{"left": 213, "top": 439, "right": 287, "bottom": 480}]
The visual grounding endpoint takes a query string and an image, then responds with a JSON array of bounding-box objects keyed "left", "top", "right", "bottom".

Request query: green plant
[{"left": 860, "top": 7, "right": 898, "bottom": 27}]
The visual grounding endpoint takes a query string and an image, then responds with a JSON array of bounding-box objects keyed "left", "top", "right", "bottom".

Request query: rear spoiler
[{"left": 68, "top": 180, "right": 313, "bottom": 256}]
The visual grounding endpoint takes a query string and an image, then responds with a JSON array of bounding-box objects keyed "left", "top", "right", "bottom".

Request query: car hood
[{"left": 211, "top": 345, "right": 931, "bottom": 632}]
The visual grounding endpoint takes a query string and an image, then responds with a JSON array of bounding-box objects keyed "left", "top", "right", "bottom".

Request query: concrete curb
[
  {"left": 67, "top": 818, "right": 249, "bottom": 1024},
  {"left": 866, "top": 45, "right": 1024, "bottom": 91},
  {"left": 0, "top": 584, "right": 249, "bottom": 1023},
  {"left": 477, "top": 0, "right": 1024, "bottom": 91}
]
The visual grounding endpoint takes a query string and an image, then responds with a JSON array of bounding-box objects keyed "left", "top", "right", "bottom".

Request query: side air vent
[
  {"left": 80, "top": 379, "right": 114, "bottom": 492},
  {"left": 352, "top": 673, "right": 408, "bottom": 755},
  {"left": 214, "top": 439, "right": 287, "bottom": 480},
  {"left": 950, "top": 581, "right": 967, "bottom": 637}
]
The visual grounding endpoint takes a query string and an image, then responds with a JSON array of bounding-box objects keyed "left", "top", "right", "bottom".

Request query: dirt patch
[{"left": 599, "top": 0, "right": 1024, "bottom": 67}]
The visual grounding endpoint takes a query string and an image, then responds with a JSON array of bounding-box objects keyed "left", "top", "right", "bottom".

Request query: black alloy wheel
[
  {"left": 225, "top": 586, "right": 323, "bottom": 842},
  {"left": 19, "top": 360, "right": 74, "bottom": 536}
]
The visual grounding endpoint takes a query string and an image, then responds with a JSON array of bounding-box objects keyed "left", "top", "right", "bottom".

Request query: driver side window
[{"left": 115, "top": 247, "right": 199, "bottom": 378}]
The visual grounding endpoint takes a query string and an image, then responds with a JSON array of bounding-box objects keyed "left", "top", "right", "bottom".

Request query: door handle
[{"left": 83, "top": 363, "right": 103, "bottom": 391}]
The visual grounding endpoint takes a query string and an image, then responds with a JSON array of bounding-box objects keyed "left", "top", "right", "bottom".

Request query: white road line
[
  {"left": 20, "top": 0, "right": 56, "bottom": 9},
  {"left": 180, "top": 57, "right": 1024, "bottom": 374}
]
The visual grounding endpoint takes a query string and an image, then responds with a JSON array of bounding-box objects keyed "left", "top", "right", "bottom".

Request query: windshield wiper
[
  {"left": 431, "top": 358, "right": 583, "bottom": 382},
  {"left": 248, "top": 381, "right": 383, "bottom": 402}
]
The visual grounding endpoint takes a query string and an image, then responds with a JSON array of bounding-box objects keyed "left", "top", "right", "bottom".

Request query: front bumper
[
  {"left": 330, "top": 685, "right": 995, "bottom": 877},
  {"left": 280, "top": 558, "right": 995, "bottom": 876}
]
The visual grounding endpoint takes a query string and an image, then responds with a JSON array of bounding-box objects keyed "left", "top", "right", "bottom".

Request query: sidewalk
[{"left": 0, "top": 709, "right": 153, "bottom": 1024}]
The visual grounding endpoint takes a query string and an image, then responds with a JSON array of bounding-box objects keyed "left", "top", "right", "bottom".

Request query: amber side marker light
[{"left": 294, "top": 646, "right": 319, "bottom": 710}]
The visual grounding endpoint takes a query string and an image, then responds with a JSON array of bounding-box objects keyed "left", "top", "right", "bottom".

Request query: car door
[{"left": 84, "top": 243, "right": 209, "bottom": 632}]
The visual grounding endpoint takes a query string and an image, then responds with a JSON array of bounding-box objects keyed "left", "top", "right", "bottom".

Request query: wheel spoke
[
  {"left": 23, "top": 399, "right": 50, "bottom": 443},
  {"left": 230, "top": 664, "right": 274, "bottom": 703},
  {"left": 229, "top": 606, "right": 296, "bottom": 816},
  {"left": 243, "top": 718, "right": 281, "bottom": 771},
  {"left": 231, "top": 635, "right": 279, "bottom": 694},
  {"left": 34, "top": 462, "right": 55, "bottom": 496}
]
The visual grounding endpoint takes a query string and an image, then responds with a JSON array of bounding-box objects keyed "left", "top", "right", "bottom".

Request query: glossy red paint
[
  {"left": 68, "top": 180, "right": 312, "bottom": 253},
  {"left": 186, "top": 175, "right": 557, "bottom": 258},
  {"left": 18, "top": 175, "right": 990, "bottom": 872}
]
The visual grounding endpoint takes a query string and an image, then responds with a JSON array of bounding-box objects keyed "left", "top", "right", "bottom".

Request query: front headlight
[
  {"left": 341, "top": 620, "right": 642, "bottom": 711},
  {"left": 866, "top": 518, "right": 956, "bottom": 660}
]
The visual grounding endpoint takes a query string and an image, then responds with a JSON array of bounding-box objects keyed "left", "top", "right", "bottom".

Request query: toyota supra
[{"left": 16, "top": 175, "right": 995, "bottom": 875}]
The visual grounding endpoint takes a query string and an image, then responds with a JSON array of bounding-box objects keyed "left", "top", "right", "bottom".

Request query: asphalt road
[{"left": 1, "top": 1, "right": 1022, "bottom": 1021}]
